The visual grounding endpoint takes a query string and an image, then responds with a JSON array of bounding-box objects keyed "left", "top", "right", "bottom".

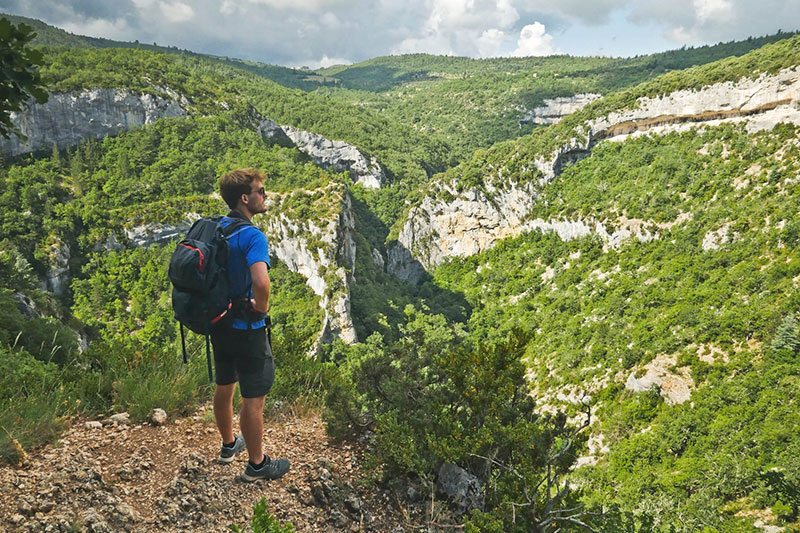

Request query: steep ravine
[{"left": 388, "top": 67, "right": 800, "bottom": 282}]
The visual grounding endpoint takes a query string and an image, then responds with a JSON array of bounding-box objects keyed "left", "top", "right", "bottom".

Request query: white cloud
[
  {"left": 477, "top": 28, "right": 509, "bottom": 57},
  {"left": 244, "top": 0, "right": 350, "bottom": 13},
  {"left": 320, "top": 12, "right": 340, "bottom": 28},
  {"left": 220, "top": 1, "right": 238, "bottom": 15},
  {"left": 60, "top": 17, "right": 135, "bottom": 41},
  {"left": 159, "top": 2, "right": 195, "bottom": 23},
  {"left": 294, "top": 55, "right": 353, "bottom": 69},
  {"left": 3, "top": 0, "right": 797, "bottom": 68},
  {"left": 693, "top": 0, "right": 733, "bottom": 23},
  {"left": 393, "top": 0, "right": 522, "bottom": 57},
  {"left": 511, "top": 21, "right": 556, "bottom": 56},
  {"left": 628, "top": 0, "right": 800, "bottom": 47}
]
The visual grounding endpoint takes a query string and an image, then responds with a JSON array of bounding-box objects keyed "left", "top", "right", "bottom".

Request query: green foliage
[
  {"left": 231, "top": 497, "right": 295, "bottom": 533},
  {"left": 326, "top": 308, "right": 584, "bottom": 529},
  {"left": 428, "top": 121, "right": 800, "bottom": 530},
  {"left": 770, "top": 314, "right": 800, "bottom": 355},
  {"left": 0, "top": 17, "right": 48, "bottom": 139},
  {"left": 316, "top": 33, "right": 796, "bottom": 160}
]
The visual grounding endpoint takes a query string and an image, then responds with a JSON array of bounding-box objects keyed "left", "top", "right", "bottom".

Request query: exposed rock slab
[
  {"left": 624, "top": 352, "right": 694, "bottom": 405},
  {"left": 519, "top": 93, "right": 601, "bottom": 125},
  {"left": 261, "top": 183, "right": 358, "bottom": 346},
  {"left": 0, "top": 88, "right": 189, "bottom": 157},
  {"left": 280, "top": 125, "right": 386, "bottom": 189}
]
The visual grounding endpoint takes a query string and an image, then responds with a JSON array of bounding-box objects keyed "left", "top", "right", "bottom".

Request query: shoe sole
[
  {"left": 239, "top": 469, "right": 289, "bottom": 482},
  {"left": 217, "top": 455, "right": 237, "bottom": 464}
]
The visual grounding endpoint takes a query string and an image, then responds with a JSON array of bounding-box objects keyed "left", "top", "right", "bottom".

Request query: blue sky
[{"left": 1, "top": 0, "right": 797, "bottom": 68}]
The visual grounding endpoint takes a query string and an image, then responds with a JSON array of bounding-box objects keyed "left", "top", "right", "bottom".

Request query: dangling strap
[
  {"left": 180, "top": 323, "right": 188, "bottom": 364},
  {"left": 205, "top": 334, "right": 214, "bottom": 383}
]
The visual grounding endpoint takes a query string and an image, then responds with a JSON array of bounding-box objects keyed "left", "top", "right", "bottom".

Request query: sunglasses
[{"left": 250, "top": 186, "right": 266, "bottom": 196}]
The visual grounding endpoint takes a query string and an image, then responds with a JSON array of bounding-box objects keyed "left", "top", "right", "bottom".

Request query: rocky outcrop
[
  {"left": 389, "top": 68, "right": 800, "bottom": 282},
  {"left": 261, "top": 184, "right": 358, "bottom": 347},
  {"left": 0, "top": 88, "right": 189, "bottom": 157},
  {"left": 42, "top": 240, "right": 71, "bottom": 296},
  {"left": 123, "top": 221, "right": 194, "bottom": 249},
  {"left": 519, "top": 93, "right": 601, "bottom": 125},
  {"left": 624, "top": 352, "right": 694, "bottom": 405},
  {"left": 590, "top": 67, "right": 800, "bottom": 141},
  {"left": 279, "top": 125, "right": 386, "bottom": 189}
]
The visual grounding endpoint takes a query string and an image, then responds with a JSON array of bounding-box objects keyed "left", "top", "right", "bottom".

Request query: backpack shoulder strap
[{"left": 222, "top": 218, "right": 251, "bottom": 237}]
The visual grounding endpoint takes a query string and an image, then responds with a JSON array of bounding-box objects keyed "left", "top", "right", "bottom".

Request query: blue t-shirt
[{"left": 221, "top": 217, "right": 270, "bottom": 330}]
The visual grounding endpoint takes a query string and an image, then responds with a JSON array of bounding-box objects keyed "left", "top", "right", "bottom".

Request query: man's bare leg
[
  {"left": 214, "top": 383, "right": 236, "bottom": 444},
  {"left": 240, "top": 395, "right": 266, "bottom": 463}
]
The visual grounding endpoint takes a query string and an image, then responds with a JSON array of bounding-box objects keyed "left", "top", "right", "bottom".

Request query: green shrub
[
  {"left": 325, "top": 306, "right": 588, "bottom": 529},
  {"left": 231, "top": 497, "right": 295, "bottom": 533}
]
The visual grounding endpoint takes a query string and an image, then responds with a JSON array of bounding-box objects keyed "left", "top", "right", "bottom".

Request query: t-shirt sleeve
[{"left": 244, "top": 228, "right": 270, "bottom": 269}]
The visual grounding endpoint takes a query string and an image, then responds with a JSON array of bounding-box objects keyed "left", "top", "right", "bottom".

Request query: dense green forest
[{"left": 1, "top": 15, "right": 799, "bottom": 531}]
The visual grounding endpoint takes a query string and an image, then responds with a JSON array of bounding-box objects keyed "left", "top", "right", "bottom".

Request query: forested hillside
[
  {"left": 316, "top": 32, "right": 798, "bottom": 159},
  {"left": 1, "top": 15, "right": 799, "bottom": 532}
]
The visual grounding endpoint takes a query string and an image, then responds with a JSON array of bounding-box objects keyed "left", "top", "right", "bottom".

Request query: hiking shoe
[
  {"left": 217, "top": 434, "right": 246, "bottom": 464},
  {"left": 240, "top": 455, "right": 290, "bottom": 482}
]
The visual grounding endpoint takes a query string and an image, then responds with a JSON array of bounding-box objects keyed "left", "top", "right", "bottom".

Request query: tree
[{"left": 0, "top": 17, "right": 49, "bottom": 139}]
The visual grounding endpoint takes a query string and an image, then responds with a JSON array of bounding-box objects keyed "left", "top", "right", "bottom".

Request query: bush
[
  {"left": 325, "top": 306, "right": 588, "bottom": 529},
  {"left": 231, "top": 497, "right": 295, "bottom": 533}
]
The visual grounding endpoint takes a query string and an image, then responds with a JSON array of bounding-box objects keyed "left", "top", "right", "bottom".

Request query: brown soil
[{"left": 0, "top": 405, "right": 413, "bottom": 532}]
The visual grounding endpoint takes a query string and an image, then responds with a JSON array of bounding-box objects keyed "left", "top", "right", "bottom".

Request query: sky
[{"left": 1, "top": 0, "right": 798, "bottom": 69}]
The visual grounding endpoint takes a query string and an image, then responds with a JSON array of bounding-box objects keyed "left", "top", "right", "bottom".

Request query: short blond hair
[{"left": 219, "top": 168, "right": 267, "bottom": 209}]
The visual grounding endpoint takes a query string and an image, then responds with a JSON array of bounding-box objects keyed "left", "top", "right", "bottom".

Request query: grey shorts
[{"left": 210, "top": 326, "right": 274, "bottom": 398}]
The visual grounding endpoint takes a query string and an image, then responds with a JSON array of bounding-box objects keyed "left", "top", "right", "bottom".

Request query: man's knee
[
  {"left": 241, "top": 395, "right": 266, "bottom": 410},
  {"left": 215, "top": 383, "right": 236, "bottom": 399}
]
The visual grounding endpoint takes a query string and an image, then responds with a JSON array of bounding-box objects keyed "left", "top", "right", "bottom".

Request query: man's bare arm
[{"left": 249, "top": 261, "right": 270, "bottom": 314}]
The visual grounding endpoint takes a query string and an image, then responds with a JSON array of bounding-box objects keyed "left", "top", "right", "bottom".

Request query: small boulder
[
  {"left": 85, "top": 421, "right": 103, "bottom": 430},
  {"left": 109, "top": 413, "right": 130, "bottom": 425},
  {"left": 149, "top": 408, "right": 168, "bottom": 426},
  {"left": 436, "top": 463, "right": 484, "bottom": 514}
]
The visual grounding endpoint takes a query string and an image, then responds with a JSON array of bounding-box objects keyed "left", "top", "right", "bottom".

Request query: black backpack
[{"left": 168, "top": 215, "right": 250, "bottom": 380}]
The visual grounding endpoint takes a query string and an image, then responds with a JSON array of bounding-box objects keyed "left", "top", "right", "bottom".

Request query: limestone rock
[
  {"left": 624, "top": 353, "right": 694, "bottom": 405},
  {"left": 262, "top": 183, "right": 358, "bottom": 347},
  {"left": 110, "top": 413, "right": 131, "bottom": 425},
  {"left": 519, "top": 93, "right": 601, "bottom": 125},
  {"left": 280, "top": 125, "right": 385, "bottom": 189},
  {"left": 149, "top": 408, "right": 168, "bottom": 426},
  {"left": 123, "top": 221, "right": 193, "bottom": 248},
  {"left": 0, "top": 88, "right": 189, "bottom": 157}
]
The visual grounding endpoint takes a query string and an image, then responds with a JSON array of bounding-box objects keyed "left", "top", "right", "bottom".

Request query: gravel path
[{"left": 0, "top": 405, "right": 409, "bottom": 532}]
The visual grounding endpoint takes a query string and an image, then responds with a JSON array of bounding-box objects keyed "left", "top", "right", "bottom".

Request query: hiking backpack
[{"left": 168, "top": 215, "right": 250, "bottom": 381}]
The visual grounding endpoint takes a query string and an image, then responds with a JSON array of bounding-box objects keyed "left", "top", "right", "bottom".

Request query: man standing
[{"left": 211, "top": 168, "right": 290, "bottom": 482}]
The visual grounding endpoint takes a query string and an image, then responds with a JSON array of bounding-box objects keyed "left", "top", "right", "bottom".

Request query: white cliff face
[
  {"left": 590, "top": 67, "right": 800, "bottom": 140},
  {"left": 261, "top": 184, "right": 358, "bottom": 347},
  {"left": 123, "top": 222, "right": 193, "bottom": 248},
  {"left": 0, "top": 88, "right": 189, "bottom": 157},
  {"left": 519, "top": 93, "right": 601, "bottom": 125},
  {"left": 389, "top": 68, "right": 800, "bottom": 282},
  {"left": 280, "top": 125, "right": 386, "bottom": 189}
]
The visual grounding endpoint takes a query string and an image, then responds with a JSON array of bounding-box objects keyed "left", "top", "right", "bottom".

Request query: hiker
[{"left": 211, "top": 168, "right": 290, "bottom": 482}]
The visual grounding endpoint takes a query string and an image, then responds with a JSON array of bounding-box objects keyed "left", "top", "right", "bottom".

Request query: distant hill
[{"left": 0, "top": 13, "right": 336, "bottom": 92}]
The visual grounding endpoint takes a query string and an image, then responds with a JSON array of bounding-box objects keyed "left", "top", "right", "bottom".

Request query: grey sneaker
[
  {"left": 240, "top": 455, "right": 290, "bottom": 482},
  {"left": 218, "top": 434, "right": 246, "bottom": 464}
]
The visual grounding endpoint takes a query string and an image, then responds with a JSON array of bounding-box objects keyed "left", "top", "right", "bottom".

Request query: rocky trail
[{"left": 0, "top": 405, "right": 413, "bottom": 532}]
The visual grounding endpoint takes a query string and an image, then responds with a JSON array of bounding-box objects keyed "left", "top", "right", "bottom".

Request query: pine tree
[
  {"left": 770, "top": 314, "right": 799, "bottom": 354},
  {"left": 50, "top": 142, "right": 61, "bottom": 169}
]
